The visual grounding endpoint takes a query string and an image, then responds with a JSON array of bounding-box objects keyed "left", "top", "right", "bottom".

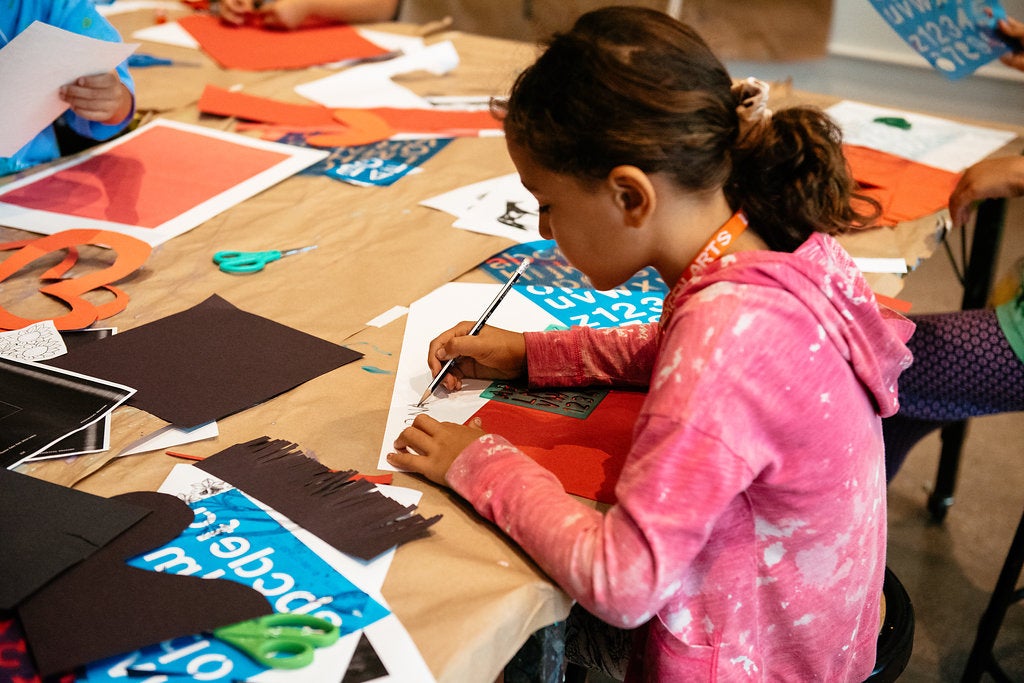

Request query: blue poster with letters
[
  {"left": 481, "top": 240, "right": 666, "bottom": 329},
  {"left": 83, "top": 488, "right": 390, "bottom": 682},
  {"left": 868, "top": 0, "right": 1011, "bottom": 79}
]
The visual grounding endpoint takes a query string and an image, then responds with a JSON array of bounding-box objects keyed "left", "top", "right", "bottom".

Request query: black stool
[
  {"left": 870, "top": 566, "right": 915, "bottom": 682},
  {"left": 961, "top": 505, "right": 1024, "bottom": 683},
  {"left": 563, "top": 566, "right": 914, "bottom": 682}
]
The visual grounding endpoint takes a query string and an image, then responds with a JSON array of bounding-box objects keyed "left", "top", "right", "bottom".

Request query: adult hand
[
  {"left": 388, "top": 415, "right": 485, "bottom": 486},
  {"left": 997, "top": 16, "right": 1024, "bottom": 71},
  {"left": 948, "top": 156, "right": 1024, "bottom": 228},
  {"left": 218, "top": 0, "right": 256, "bottom": 25},
  {"left": 60, "top": 72, "right": 132, "bottom": 125},
  {"left": 426, "top": 323, "right": 526, "bottom": 393},
  {"left": 258, "top": 0, "right": 318, "bottom": 29}
]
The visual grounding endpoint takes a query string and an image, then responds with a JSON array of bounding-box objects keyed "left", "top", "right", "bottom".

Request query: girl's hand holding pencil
[{"left": 425, "top": 323, "right": 527, "bottom": 394}]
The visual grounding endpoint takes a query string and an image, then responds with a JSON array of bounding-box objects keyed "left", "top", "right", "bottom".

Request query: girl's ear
[{"left": 607, "top": 166, "right": 656, "bottom": 227}]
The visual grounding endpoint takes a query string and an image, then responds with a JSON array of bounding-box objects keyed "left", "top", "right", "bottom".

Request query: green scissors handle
[
  {"left": 213, "top": 613, "right": 340, "bottom": 670},
  {"left": 213, "top": 245, "right": 317, "bottom": 274}
]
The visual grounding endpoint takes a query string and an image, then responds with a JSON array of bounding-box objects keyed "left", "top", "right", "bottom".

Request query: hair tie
[{"left": 731, "top": 77, "right": 772, "bottom": 142}]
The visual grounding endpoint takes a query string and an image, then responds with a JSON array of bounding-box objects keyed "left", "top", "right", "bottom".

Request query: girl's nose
[{"left": 538, "top": 214, "right": 552, "bottom": 240}]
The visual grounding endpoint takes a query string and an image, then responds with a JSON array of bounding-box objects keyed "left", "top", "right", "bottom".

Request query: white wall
[{"left": 828, "top": 0, "right": 1024, "bottom": 81}]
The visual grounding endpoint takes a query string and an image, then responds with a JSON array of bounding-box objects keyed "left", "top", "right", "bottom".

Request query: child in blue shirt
[{"left": 1, "top": 0, "right": 135, "bottom": 176}]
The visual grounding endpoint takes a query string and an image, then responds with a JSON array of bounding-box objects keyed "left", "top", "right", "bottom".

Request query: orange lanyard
[
  {"left": 660, "top": 210, "right": 749, "bottom": 329},
  {"left": 683, "top": 210, "right": 749, "bottom": 282}
]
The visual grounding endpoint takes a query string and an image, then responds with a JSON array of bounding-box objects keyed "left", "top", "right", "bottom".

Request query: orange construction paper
[
  {"left": 469, "top": 389, "right": 645, "bottom": 504},
  {"left": 0, "top": 124, "right": 292, "bottom": 229},
  {"left": 361, "top": 107, "right": 501, "bottom": 135},
  {"left": 876, "top": 293, "right": 913, "bottom": 313},
  {"left": 177, "top": 14, "right": 388, "bottom": 70},
  {"left": 198, "top": 84, "right": 337, "bottom": 126},
  {"left": 844, "top": 144, "right": 961, "bottom": 226},
  {"left": 0, "top": 230, "right": 152, "bottom": 330},
  {"left": 306, "top": 110, "right": 395, "bottom": 147}
]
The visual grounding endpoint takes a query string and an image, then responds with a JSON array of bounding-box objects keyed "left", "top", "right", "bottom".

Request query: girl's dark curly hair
[{"left": 493, "top": 6, "right": 879, "bottom": 252}]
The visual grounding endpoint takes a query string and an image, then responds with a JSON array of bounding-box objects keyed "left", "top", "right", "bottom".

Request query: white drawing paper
[
  {"left": 378, "top": 282, "right": 561, "bottom": 471},
  {"left": 827, "top": 100, "right": 1017, "bottom": 173}
]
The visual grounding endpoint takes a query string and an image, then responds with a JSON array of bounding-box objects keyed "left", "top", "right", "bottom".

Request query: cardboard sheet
[
  {"left": 177, "top": 14, "right": 388, "bottom": 70},
  {"left": 0, "top": 469, "right": 149, "bottom": 610},
  {"left": 17, "top": 490, "right": 274, "bottom": 677},
  {"left": 47, "top": 294, "right": 363, "bottom": 428}
]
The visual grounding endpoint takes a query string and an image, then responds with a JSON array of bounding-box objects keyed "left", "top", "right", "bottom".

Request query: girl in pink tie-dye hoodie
[{"left": 389, "top": 7, "right": 914, "bottom": 681}]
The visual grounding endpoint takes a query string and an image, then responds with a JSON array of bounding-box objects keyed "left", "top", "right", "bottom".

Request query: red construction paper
[
  {"left": 469, "top": 389, "right": 646, "bottom": 504},
  {"left": 178, "top": 14, "right": 388, "bottom": 70},
  {"left": 0, "top": 125, "right": 291, "bottom": 229},
  {"left": 198, "top": 84, "right": 338, "bottom": 126},
  {"left": 0, "top": 230, "right": 151, "bottom": 330},
  {"left": 844, "top": 144, "right": 961, "bottom": 226}
]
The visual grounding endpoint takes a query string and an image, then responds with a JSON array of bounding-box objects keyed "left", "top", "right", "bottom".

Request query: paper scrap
[
  {"left": 117, "top": 421, "right": 219, "bottom": 457},
  {"left": 0, "top": 321, "right": 66, "bottom": 362},
  {"left": 295, "top": 41, "right": 459, "bottom": 108}
]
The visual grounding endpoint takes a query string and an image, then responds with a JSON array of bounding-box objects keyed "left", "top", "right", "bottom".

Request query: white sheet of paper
[
  {"left": 295, "top": 40, "right": 459, "bottom": 108},
  {"left": 130, "top": 21, "right": 200, "bottom": 49},
  {"left": 422, "top": 172, "right": 541, "bottom": 242},
  {"left": 852, "top": 257, "right": 908, "bottom": 274},
  {"left": 377, "top": 283, "right": 561, "bottom": 471},
  {"left": 153, "top": 464, "right": 436, "bottom": 682},
  {"left": 826, "top": 100, "right": 1017, "bottom": 173},
  {"left": 0, "top": 21, "right": 138, "bottom": 156},
  {"left": 97, "top": 1, "right": 184, "bottom": 16},
  {"left": 117, "top": 421, "right": 219, "bottom": 457},
  {"left": 0, "top": 119, "right": 327, "bottom": 247},
  {"left": 0, "top": 320, "right": 67, "bottom": 362}
]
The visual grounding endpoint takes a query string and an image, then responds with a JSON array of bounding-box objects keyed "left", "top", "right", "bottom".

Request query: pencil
[{"left": 416, "top": 257, "right": 532, "bottom": 407}]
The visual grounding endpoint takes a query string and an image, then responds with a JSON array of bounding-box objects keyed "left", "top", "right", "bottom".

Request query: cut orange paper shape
[
  {"left": 469, "top": 389, "right": 645, "bottom": 504},
  {"left": 198, "top": 84, "right": 337, "bottom": 127},
  {"left": 308, "top": 109, "right": 395, "bottom": 147},
  {"left": 177, "top": 14, "right": 388, "bottom": 70},
  {"left": 0, "top": 229, "right": 151, "bottom": 330},
  {"left": 365, "top": 107, "right": 500, "bottom": 135},
  {"left": 844, "top": 144, "right": 961, "bottom": 226}
]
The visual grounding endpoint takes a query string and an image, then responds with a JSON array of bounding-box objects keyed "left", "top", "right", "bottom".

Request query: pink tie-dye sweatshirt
[{"left": 446, "top": 233, "right": 914, "bottom": 681}]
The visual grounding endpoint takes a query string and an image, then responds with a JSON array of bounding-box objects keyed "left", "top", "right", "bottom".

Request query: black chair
[
  {"left": 961, "top": 504, "right": 1024, "bottom": 683},
  {"left": 563, "top": 565, "right": 914, "bottom": 682},
  {"left": 928, "top": 197, "right": 1008, "bottom": 522}
]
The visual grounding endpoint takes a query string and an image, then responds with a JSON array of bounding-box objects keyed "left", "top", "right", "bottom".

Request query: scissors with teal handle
[
  {"left": 213, "top": 613, "right": 339, "bottom": 670},
  {"left": 213, "top": 245, "right": 317, "bottom": 274}
]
